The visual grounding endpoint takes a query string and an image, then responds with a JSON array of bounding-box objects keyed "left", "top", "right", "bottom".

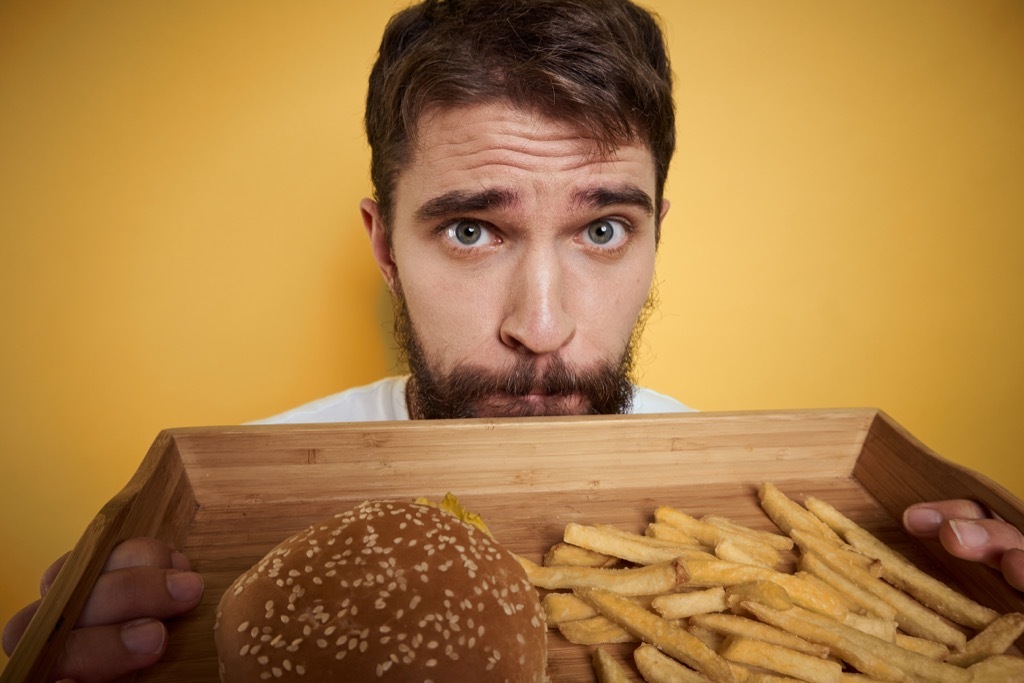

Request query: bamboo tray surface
[{"left": 5, "top": 409, "right": 1024, "bottom": 682}]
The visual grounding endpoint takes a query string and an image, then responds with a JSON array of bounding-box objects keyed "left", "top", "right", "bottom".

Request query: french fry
[
  {"left": 598, "top": 523, "right": 702, "bottom": 548},
  {"left": 688, "top": 623, "right": 726, "bottom": 651},
  {"left": 542, "top": 591, "right": 657, "bottom": 626},
  {"left": 789, "top": 529, "right": 967, "bottom": 649},
  {"left": 716, "top": 538, "right": 773, "bottom": 568},
  {"left": 652, "top": 587, "right": 728, "bottom": 619},
  {"left": 846, "top": 527, "right": 999, "bottom": 630},
  {"left": 656, "top": 507, "right": 782, "bottom": 566},
  {"left": 523, "top": 487, "right": 1024, "bottom": 683},
  {"left": 544, "top": 541, "right": 622, "bottom": 568},
  {"left": 686, "top": 559, "right": 848, "bottom": 619},
  {"left": 633, "top": 643, "right": 711, "bottom": 683},
  {"left": 758, "top": 482, "right": 843, "bottom": 544},
  {"left": 793, "top": 571, "right": 856, "bottom": 614},
  {"left": 542, "top": 592, "right": 598, "bottom": 625},
  {"left": 802, "top": 496, "right": 862, "bottom": 536},
  {"left": 945, "top": 612, "right": 1024, "bottom": 667},
  {"left": 770, "top": 604, "right": 973, "bottom": 683},
  {"left": 742, "top": 672, "right": 805, "bottom": 683},
  {"left": 701, "top": 514, "right": 795, "bottom": 551},
  {"left": 646, "top": 522, "right": 704, "bottom": 547},
  {"left": 737, "top": 671, "right": 806, "bottom": 679},
  {"left": 806, "top": 495, "right": 1000, "bottom": 630},
  {"left": 515, "top": 554, "right": 690, "bottom": 596},
  {"left": 689, "top": 613, "right": 829, "bottom": 658},
  {"left": 723, "top": 580, "right": 793, "bottom": 613},
  {"left": 893, "top": 633, "right": 948, "bottom": 661},
  {"left": 842, "top": 612, "right": 897, "bottom": 642},
  {"left": 560, "top": 615, "right": 638, "bottom": 645},
  {"left": 719, "top": 635, "right": 843, "bottom": 683},
  {"left": 576, "top": 586, "right": 737, "bottom": 682},
  {"left": 799, "top": 551, "right": 897, "bottom": 620},
  {"left": 967, "top": 654, "right": 1024, "bottom": 682},
  {"left": 565, "top": 522, "right": 712, "bottom": 565},
  {"left": 593, "top": 646, "right": 634, "bottom": 683},
  {"left": 742, "top": 602, "right": 910, "bottom": 682}
]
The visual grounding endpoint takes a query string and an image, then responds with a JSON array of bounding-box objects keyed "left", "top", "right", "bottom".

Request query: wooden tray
[{"left": 5, "top": 409, "right": 1024, "bottom": 682}]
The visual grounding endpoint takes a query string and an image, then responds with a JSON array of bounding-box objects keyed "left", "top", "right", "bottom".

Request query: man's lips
[{"left": 472, "top": 391, "right": 588, "bottom": 417}]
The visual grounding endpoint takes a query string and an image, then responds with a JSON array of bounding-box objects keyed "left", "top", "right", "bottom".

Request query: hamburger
[{"left": 214, "top": 499, "right": 548, "bottom": 681}]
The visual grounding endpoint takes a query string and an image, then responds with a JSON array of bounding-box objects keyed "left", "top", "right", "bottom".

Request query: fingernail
[
  {"left": 904, "top": 507, "right": 943, "bottom": 533},
  {"left": 121, "top": 618, "right": 165, "bottom": 655},
  {"left": 951, "top": 520, "right": 989, "bottom": 549},
  {"left": 167, "top": 571, "right": 204, "bottom": 603}
]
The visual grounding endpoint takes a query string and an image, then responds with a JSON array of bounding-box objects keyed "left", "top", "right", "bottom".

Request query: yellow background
[{"left": 1, "top": 0, "right": 1021, "bottom": 669}]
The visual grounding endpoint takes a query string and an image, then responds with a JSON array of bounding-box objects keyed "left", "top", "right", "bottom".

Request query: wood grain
[{"left": 3, "top": 409, "right": 1021, "bottom": 682}]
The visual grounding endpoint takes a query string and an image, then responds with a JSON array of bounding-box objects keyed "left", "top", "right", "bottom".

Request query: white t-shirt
[{"left": 252, "top": 376, "right": 691, "bottom": 424}]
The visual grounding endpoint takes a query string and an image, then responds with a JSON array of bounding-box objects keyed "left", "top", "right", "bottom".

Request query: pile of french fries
[{"left": 516, "top": 482, "right": 1024, "bottom": 683}]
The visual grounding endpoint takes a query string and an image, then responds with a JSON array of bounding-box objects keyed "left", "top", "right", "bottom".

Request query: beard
[{"left": 390, "top": 280, "right": 656, "bottom": 420}]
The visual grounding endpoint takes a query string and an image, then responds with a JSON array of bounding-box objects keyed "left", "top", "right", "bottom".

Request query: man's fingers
[
  {"left": 40, "top": 552, "right": 71, "bottom": 596},
  {"left": 1, "top": 600, "right": 40, "bottom": 656},
  {"left": 3, "top": 538, "right": 198, "bottom": 682},
  {"left": 903, "top": 499, "right": 989, "bottom": 538},
  {"left": 76, "top": 567, "right": 204, "bottom": 628},
  {"left": 49, "top": 618, "right": 168, "bottom": 683},
  {"left": 39, "top": 538, "right": 188, "bottom": 597},
  {"left": 102, "top": 537, "right": 190, "bottom": 573},
  {"left": 3, "top": 566, "right": 202, "bottom": 657},
  {"left": 936, "top": 518, "right": 1024, "bottom": 568},
  {"left": 903, "top": 499, "right": 1024, "bottom": 591},
  {"left": 1001, "top": 548, "right": 1024, "bottom": 591}
]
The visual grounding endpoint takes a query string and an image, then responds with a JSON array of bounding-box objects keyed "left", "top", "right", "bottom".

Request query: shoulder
[
  {"left": 249, "top": 377, "right": 410, "bottom": 424},
  {"left": 630, "top": 386, "right": 695, "bottom": 414}
]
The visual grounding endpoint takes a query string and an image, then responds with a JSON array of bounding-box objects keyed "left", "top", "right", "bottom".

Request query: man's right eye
[{"left": 444, "top": 220, "right": 497, "bottom": 248}]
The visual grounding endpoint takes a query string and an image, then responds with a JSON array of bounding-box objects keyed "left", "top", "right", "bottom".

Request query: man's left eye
[{"left": 582, "top": 219, "right": 627, "bottom": 248}]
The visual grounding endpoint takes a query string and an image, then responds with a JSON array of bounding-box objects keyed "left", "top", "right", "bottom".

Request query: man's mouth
[{"left": 473, "top": 391, "right": 587, "bottom": 417}]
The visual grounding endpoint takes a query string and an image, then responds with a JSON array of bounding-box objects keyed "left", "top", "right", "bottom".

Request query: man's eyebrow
[
  {"left": 573, "top": 185, "right": 654, "bottom": 216},
  {"left": 413, "top": 188, "right": 519, "bottom": 221}
]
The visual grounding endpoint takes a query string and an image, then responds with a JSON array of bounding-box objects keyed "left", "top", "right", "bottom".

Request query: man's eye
[
  {"left": 444, "top": 220, "right": 494, "bottom": 247},
  {"left": 583, "top": 219, "right": 628, "bottom": 248}
]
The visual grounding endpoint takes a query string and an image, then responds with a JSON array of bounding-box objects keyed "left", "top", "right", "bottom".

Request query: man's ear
[
  {"left": 360, "top": 197, "right": 398, "bottom": 293},
  {"left": 659, "top": 198, "right": 671, "bottom": 223}
]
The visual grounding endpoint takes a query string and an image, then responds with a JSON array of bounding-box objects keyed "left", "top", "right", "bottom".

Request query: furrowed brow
[
  {"left": 573, "top": 185, "right": 654, "bottom": 216},
  {"left": 413, "top": 188, "right": 519, "bottom": 222}
]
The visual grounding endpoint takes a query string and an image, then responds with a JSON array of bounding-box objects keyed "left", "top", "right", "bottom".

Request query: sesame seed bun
[{"left": 214, "top": 500, "right": 548, "bottom": 681}]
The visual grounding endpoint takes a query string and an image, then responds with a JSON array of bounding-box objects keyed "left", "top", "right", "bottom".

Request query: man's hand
[
  {"left": 903, "top": 499, "right": 1024, "bottom": 591},
  {"left": 2, "top": 538, "right": 204, "bottom": 683}
]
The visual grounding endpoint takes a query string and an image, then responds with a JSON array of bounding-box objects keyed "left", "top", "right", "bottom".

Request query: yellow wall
[{"left": 1, "top": 0, "right": 1021, "bottom": 669}]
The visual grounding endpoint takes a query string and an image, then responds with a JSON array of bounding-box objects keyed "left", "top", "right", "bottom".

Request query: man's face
[{"left": 362, "top": 102, "right": 666, "bottom": 419}]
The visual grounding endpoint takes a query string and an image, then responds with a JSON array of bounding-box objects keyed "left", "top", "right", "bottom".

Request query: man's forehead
[
  {"left": 408, "top": 102, "right": 649, "bottom": 165},
  {"left": 388, "top": 102, "right": 660, "bottom": 221}
]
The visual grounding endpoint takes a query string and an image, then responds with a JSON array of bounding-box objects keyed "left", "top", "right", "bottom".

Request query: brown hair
[{"left": 365, "top": 0, "right": 675, "bottom": 241}]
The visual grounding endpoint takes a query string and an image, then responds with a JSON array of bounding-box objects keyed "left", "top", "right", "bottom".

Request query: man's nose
[{"left": 499, "top": 250, "right": 575, "bottom": 355}]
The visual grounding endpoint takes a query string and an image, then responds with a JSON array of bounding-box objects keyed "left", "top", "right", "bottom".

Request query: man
[{"left": 4, "top": 1, "right": 1022, "bottom": 680}]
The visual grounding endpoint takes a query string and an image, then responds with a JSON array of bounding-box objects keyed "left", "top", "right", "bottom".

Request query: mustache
[
  {"left": 440, "top": 355, "right": 617, "bottom": 400},
  {"left": 411, "top": 353, "right": 635, "bottom": 419}
]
